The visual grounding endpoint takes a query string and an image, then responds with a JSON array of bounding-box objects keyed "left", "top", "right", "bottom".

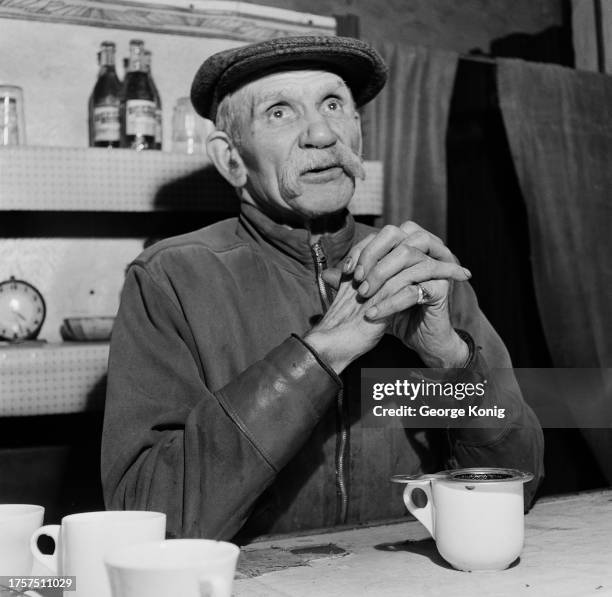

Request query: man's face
[{"left": 231, "top": 69, "right": 364, "bottom": 223}]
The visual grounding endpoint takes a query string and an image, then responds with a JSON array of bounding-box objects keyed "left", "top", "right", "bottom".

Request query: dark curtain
[
  {"left": 362, "top": 41, "right": 458, "bottom": 238},
  {"left": 497, "top": 59, "right": 612, "bottom": 483}
]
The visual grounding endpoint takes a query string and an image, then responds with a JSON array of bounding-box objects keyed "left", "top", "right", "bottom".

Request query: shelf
[
  {"left": 0, "top": 0, "right": 336, "bottom": 43},
  {"left": 0, "top": 342, "right": 109, "bottom": 417},
  {"left": 0, "top": 147, "right": 383, "bottom": 215}
]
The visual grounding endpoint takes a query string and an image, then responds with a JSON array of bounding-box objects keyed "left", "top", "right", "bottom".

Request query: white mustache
[{"left": 279, "top": 142, "right": 365, "bottom": 200}]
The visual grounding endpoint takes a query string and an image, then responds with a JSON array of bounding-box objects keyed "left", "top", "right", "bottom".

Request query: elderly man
[{"left": 102, "top": 36, "right": 543, "bottom": 541}]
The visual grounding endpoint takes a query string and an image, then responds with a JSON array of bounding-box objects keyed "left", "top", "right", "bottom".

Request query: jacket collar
[{"left": 237, "top": 201, "right": 356, "bottom": 275}]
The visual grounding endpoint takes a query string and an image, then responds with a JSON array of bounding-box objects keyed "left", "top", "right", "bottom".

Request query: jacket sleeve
[
  {"left": 101, "top": 265, "right": 340, "bottom": 540},
  {"left": 447, "top": 281, "right": 545, "bottom": 509}
]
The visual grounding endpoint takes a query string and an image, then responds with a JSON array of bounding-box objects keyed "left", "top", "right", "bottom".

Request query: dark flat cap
[{"left": 190, "top": 35, "right": 388, "bottom": 120}]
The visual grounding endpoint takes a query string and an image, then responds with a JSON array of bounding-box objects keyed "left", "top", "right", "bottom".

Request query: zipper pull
[{"left": 311, "top": 241, "right": 327, "bottom": 267}]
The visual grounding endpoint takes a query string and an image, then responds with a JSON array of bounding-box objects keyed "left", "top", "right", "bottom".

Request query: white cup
[
  {"left": 393, "top": 468, "right": 533, "bottom": 571},
  {"left": 30, "top": 510, "right": 166, "bottom": 597},
  {"left": 105, "top": 539, "right": 240, "bottom": 597},
  {"left": 0, "top": 504, "right": 45, "bottom": 575}
]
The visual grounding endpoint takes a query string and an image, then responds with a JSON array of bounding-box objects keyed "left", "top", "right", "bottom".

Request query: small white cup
[
  {"left": 30, "top": 510, "right": 166, "bottom": 597},
  {"left": 393, "top": 468, "right": 533, "bottom": 571},
  {"left": 0, "top": 504, "right": 44, "bottom": 575},
  {"left": 105, "top": 539, "right": 240, "bottom": 597}
]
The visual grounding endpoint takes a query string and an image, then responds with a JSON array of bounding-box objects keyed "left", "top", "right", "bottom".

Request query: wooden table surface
[{"left": 234, "top": 490, "right": 612, "bottom": 597}]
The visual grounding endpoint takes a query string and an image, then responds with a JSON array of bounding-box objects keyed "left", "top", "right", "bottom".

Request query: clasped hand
[{"left": 304, "top": 223, "right": 471, "bottom": 373}]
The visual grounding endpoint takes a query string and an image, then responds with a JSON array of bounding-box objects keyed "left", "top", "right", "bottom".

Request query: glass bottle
[
  {"left": 89, "top": 42, "right": 121, "bottom": 148},
  {"left": 144, "top": 49, "right": 163, "bottom": 150},
  {"left": 120, "top": 40, "right": 157, "bottom": 150}
]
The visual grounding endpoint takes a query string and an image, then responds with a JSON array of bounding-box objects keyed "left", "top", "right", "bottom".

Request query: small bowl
[{"left": 60, "top": 316, "right": 115, "bottom": 341}]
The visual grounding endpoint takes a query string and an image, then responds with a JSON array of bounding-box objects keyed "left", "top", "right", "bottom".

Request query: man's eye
[
  {"left": 268, "top": 106, "right": 289, "bottom": 120},
  {"left": 324, "top": 98, "right": 342, "bottom": 112}
]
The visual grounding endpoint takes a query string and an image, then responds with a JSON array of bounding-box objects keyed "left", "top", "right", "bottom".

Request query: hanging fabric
[
  {"left": 361, "top": 42, "right": 458, "bottom": 239},
  {"left": 497, "top": 59, "right": 612, "bottom": 482}
]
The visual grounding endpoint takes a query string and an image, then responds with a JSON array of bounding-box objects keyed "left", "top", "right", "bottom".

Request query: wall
[{"left": 244, "top": 0, "right": 564, "bottom": 53}]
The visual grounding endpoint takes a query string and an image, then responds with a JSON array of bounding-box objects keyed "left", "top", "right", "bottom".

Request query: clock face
[{"left": 0, "top": 277, "right": 46, "bottom": 341}]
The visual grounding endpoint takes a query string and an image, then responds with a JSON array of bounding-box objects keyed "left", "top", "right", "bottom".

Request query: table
[{"left": 234, "top": 490, "right": 612, "bottom": 597}]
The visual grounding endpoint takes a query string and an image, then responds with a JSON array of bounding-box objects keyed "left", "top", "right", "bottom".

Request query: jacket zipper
[
  {"left": 311, "top": 241, "right": 334, "bottom": 309},
  {"left": 311, "top": 241, "right": 349, "bottom": 525}
]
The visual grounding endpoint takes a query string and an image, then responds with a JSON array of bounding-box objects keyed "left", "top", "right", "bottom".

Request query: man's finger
[
  {"left": 321, "top": 268, "right": 343, "bottom": 291},
  {"left": 356, "top": 243, "right": 423, "bottom": 297},
  {"left": 399, "top": 220, "right": 443, "bottom": 244},
  {"left": 353, "top": 225, "right": 406, "bottom": 281},
  {"left": 342, "top": 233, "right": 376, "bottom": 274},
  {"left": 398, "top": 221, "right": 460, "bottom": 265},
  {"left": 364, "top": 266, "right": 440, "bottom": 309},
  {"left": 404, "top": 230, "right": 456, "bottom": 263},
  {"left": 358, "top": 249, "right": 470, "bottom": 298},
  {"left": 365, "top": 283, "right": 425, "bottom": 320}
]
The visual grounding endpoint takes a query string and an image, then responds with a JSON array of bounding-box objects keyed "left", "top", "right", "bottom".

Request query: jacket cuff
[
  {"left": 455, "top": 328, "right": 476, "bottom": 371},
  {"left": 290, "top": 333, "right": 343, "bottom": 387},
  {"left": 215, "top": 336, "right": 341, "bottom": 472},
  {"left": 448, "top": 345, "right": 522, "bottom": 445}
]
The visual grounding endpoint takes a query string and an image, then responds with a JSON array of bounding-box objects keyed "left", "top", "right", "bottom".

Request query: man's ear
[{"left": 206, "top": 131, "right": 247, "bottom": 188}]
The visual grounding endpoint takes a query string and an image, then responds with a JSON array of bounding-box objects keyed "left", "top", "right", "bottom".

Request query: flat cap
[{"left": 190, "top": 35, "right": 388, "bottom": 120}]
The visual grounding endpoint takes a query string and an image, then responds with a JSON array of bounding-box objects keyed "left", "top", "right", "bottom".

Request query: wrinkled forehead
[{"left": 241, "top": 69, "right": 353, "bottom": 111}]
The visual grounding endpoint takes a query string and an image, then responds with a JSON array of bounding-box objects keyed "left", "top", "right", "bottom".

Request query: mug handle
[
  {"left": 402, "top": 480, "right": 435, "bottom": 539},
  {"left": 30, "top": 524, "right": 60, "bottom": 574}
]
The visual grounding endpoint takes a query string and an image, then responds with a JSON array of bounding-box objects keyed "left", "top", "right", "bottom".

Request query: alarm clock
[{"left": 0, "top": 276, "right": 46, "bottom": 341}]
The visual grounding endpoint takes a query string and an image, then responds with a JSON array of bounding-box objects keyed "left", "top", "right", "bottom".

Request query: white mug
[
  {"left": 105, "top": 539, "right": 240, "bottom": 597},
  {"left": 392, "top": 467, "right": 534, "bottom": 571},
  {"left": 30, "top": 510, "right": 166, "bottom": 597},
  {"left": 0, "top": 504, "right": 44, "bottom": 575}
]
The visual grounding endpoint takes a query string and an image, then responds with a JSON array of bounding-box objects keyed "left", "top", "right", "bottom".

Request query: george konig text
[{"left": 372, "top": 405, "right": 506, "bottom": 419}]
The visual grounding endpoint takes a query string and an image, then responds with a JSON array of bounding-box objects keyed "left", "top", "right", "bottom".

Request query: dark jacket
[{"left": 102, "top": 202, "right": 544, "bottom": 541}]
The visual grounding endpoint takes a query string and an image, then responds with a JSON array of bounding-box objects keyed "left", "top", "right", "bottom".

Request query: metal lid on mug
[{"left": 391, "top": 467, "right": 534, "bottom": 484}]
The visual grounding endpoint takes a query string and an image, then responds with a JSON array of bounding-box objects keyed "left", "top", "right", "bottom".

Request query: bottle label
[
  {"left": 126, "top": 99, "right": 156, "bottom": 137},
  {"left": 93, "top": 105, "right": 120, "bottom": 142}
]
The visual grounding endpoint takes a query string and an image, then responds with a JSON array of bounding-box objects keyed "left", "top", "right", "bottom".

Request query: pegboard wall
[
  {"left": 0, "top": 147, "right": 216, "bottom": 211},
  {"left": 0, "top": 342, "right": 109, "bottom": 416},
  {"left": 0, "top": 147, "right": 383, "bottom": 215}
]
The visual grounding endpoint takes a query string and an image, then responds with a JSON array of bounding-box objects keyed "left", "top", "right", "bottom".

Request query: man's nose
[{"left": 299, "top": 115, "right": 338, "bottom": 149}]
